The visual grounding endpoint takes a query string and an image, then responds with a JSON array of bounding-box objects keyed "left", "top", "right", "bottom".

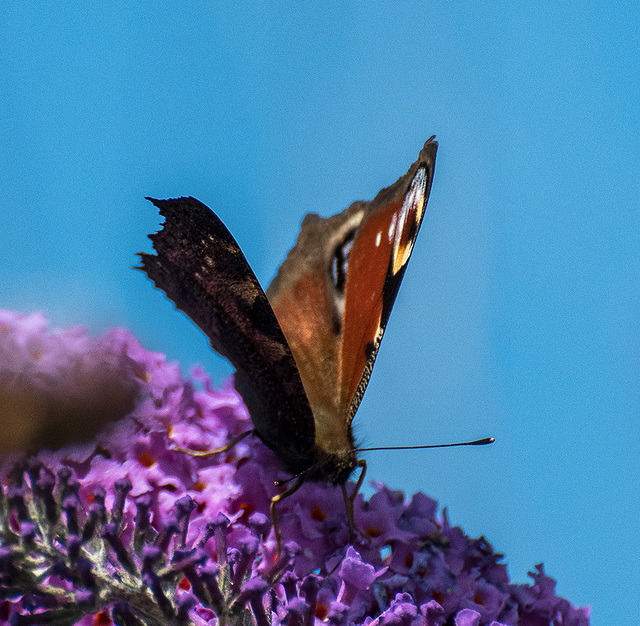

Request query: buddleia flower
[{"left": 0, "top": 310, "right": 590, "bottom": 625}]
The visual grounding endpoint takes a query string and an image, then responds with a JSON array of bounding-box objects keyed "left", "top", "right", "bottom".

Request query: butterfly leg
[
  {"left": 341, "top": 458, "right": 367, "bottom": 543},
  {"left": 270, "top": 475, "right": 305, "bottom": 554},
  {"left": 171, "top": 429, "right": 254, "bottom": 458}
]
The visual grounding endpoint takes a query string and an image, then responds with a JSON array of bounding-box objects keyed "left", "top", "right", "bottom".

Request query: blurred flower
[{"left": 0, "top": 310, "right": 590, "bottom": 625}]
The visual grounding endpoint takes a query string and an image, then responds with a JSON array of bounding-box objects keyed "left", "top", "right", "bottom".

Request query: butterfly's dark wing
[{"left": 139, "top": 197, "right": 315, "bottom": 469}]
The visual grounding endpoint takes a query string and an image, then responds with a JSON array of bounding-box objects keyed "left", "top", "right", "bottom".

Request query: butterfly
[{"left": 139, "top": 137, "right": 438, "bottom": 547}]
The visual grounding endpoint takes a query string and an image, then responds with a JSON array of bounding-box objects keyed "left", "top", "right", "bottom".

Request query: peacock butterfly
[{"left": 139, "top": 137, "right": 438, "bottom": 545}]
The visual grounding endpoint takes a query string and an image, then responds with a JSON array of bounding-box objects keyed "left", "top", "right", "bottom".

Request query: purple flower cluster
[{"left": 0, "top": 310, "right": 590, "bottom": 625}]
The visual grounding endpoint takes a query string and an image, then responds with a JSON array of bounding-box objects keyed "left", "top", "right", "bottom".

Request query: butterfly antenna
[{"left": 357, "top": 437, "right": 494, "bottom": 452}]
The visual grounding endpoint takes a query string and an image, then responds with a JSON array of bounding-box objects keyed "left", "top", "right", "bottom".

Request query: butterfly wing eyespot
[
  {"left": 330, "top": 228, "right": 357, "bottom": 297},
  {"left": 390, "top": 165, "right": 428, "bottom": 277}
]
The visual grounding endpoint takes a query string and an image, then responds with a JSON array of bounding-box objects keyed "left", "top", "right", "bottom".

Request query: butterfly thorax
[{"left": 305, "top": 404, "right": 358, "bottom": 484}]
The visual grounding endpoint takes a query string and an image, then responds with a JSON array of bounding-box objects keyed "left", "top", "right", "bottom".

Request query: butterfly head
[{"left": 298, "top": 437, "right": 359, "bottom": 486}]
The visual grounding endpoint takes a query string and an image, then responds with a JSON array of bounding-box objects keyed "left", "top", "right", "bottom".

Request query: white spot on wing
[
  {"left": 375, "top": 231, "right": 382, "bottom": 247},
  {"left": 388, "top": 213, "right": 398, "bottom": 242}
]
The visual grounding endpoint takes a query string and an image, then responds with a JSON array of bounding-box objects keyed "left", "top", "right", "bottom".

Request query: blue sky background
[{"left": 1, "top": 3, "right": 638, "bottom": 623}]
